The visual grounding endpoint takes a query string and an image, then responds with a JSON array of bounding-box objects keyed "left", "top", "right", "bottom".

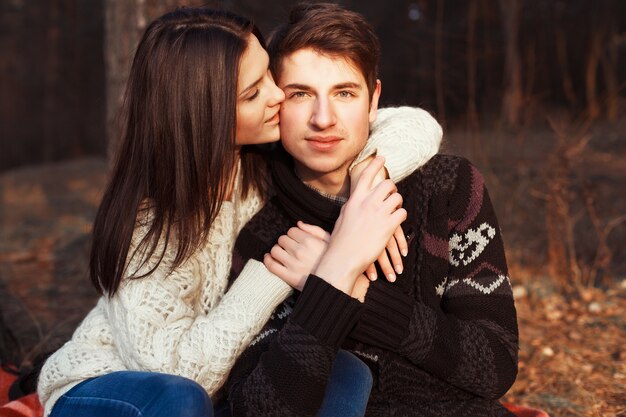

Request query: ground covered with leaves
[
  {"left": 1, "top": 153, "right": 624, "bottom": 416},
  {"left": 503, "top": 276, "right": 626, "bottom": 416}
]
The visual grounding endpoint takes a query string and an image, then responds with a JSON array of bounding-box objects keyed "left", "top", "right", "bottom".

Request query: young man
[{"left": 226, "top": 3, "right": 518, "bottom": 416}]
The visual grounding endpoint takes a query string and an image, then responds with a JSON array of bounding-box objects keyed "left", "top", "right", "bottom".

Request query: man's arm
[
  {"left": 228, "top": 158, "right": 406, "bottom": 416},
  {"left": 350, "top": 107, "right": 442, "bottom": 281},
  {"left": 227, "top": 276, "right": 363, "bottom": 417},
  {"left": 350, "top": 159, "right": 519, "bottom": 399}
]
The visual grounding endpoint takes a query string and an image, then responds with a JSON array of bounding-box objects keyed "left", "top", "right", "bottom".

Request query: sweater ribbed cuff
[
  {"left": 291, "top": 275, "right": 364, "bottom": 349},
  {"left": 349, "top": 280, "right": 413, "bottom": 350}
]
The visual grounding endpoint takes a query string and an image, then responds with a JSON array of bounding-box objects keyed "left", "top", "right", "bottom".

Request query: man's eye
[
  {"left": 337, "top": 91, "right": 354, "bottom": 98},
  {"left": 290, "top": 91, "right": 308, "bottom": 99}
]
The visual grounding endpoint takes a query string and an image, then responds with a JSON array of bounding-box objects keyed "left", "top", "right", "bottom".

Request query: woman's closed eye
[{"left": 246, "top": 88, "right": 260, "bottom": 101}]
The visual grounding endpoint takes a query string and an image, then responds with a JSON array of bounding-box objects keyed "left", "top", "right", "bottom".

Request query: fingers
[
  {"left": 385, "top": 234, "right": 404, "bottom": 275},
  {"left": 264, "top": 253, "right": 307, "bottom": 291},
  {"left": 381, "top": 192, "right": 403, "bottom": 214},
  {"left": 353, "top": 156, "right": 386, "bottom": 194},
  {"left": 365, "top": 263, "right": 377, "bottom": 281},
  {"left": 369, "top": 179, "right": 397, "bottom": 203},
  {"left": 377, "top": 251, "right": 396, "bottom": 282},
  {"left": 269, "top": 243, "right": 291, "bottom": 267},
  {"left": 264, "top": 253, "right": 290, "bottom": 279},
  {"left": 394, "top": 225, "right": 408, "bottom": 257},
  {"left": 391, "top": 207, "right": 408, "bottom": 226},
  {"left": 297, "top": 221, "right": 330, "bottom": 242},
  {"left": 277, "top": 234, "right": 298, "bottom": 254}
]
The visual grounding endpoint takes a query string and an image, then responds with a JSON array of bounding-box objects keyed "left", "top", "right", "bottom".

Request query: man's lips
[{"left": 305, "top": 136, "right": 342, "bottom": 151}]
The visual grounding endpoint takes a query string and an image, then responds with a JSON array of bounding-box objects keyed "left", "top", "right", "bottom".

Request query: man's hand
[
  {"left": 264, "top": 222, "right": 330, "bottom": 291},
  {"left": 351, "top": 156, "right": 408, "bottom": 282},
  {"left": 315, "top": 156, "right": 407, "bottom": 295}
]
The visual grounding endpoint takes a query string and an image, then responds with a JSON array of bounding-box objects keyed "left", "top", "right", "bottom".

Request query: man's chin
[{"left": 295, "top": 158, "right": 349, "bottom": 178}]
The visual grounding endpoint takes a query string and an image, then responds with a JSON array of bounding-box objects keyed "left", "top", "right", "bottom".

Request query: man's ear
[{"left": 368, "top": 79, "right": 382, "bottom": 123}]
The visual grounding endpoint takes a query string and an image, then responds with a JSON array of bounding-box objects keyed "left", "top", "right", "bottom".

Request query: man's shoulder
[
  {"left": 401, "top": 153, "right": 466, "bottom": 185},
  {"left": 422, "top": 153, "right": 472, "bottom": 171}
]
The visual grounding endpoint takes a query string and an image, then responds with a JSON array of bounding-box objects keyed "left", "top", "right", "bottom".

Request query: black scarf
[
  {"left": 228, "top": 146, "right": 342, "bottom": 285},
  {"left": 270, "top": 145, "right": 342, "bottom": 232}
]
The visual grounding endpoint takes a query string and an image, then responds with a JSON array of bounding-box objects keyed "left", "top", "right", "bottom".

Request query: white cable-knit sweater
[{"left": 37, "top": 107, "right": 442, "bottom": 416}]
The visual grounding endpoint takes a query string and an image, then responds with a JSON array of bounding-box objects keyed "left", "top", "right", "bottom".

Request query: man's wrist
[{"left": 313, "top": 252, "right": 360, "bottom": 295}]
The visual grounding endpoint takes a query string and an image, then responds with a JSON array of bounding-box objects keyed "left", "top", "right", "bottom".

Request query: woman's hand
[
  {"left": 351, "top": 156, "right": 408, "bottom": 282},
  {"left": 263, "top": 222, "right": 330, "bottom": 291},
  {"left": 351, "top": 274, "right": 370, "bottom": 303},
  {"left": 315, "top": 156, "right": 407, "bottom": 295}
]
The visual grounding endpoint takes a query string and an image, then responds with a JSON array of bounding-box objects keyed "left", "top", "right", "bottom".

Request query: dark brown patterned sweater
[{"left": 225, "top": 151, "right": 518, "bottom": 416}]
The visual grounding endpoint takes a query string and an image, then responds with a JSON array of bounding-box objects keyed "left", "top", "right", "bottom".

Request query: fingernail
[
  {"left": 401, "top": 248, "right": 408, "bottom": 257},
  {"left": 369, "top": 272, "right": 377, "bottom": 281},
  {"left": 388, "top": 273, "right": 396, "bottom": 282},
  {"left": 395, "top": 265, "right": 403, "bottom": 274}
]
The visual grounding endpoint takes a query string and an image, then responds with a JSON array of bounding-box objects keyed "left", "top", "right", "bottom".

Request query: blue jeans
[
  {"left": 49, "top": 350, "right": 372, "bottom": 417},
  {"left": 317, "top": 350, "right": 373, "bottom": 417}
]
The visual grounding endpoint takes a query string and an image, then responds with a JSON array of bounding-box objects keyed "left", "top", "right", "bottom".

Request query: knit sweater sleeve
[
  {"left": 37, "top": 299, "right": 127, "bottom": 417},
  {"left": 106, "top": 241, "right": 292, "bottom": 393},
  {"left": 350, "top": 106, "right": 442, "bottom": 182},
  {"left": 99, "top": 193, "right": 292, "bottom": 395},
  {"left": 37, "top": 258, "right": 291, "bottom": 417},
  {"left": 227, "top": 275, "right": 364, "bottom": 417},
  {"left": 352, "top": 160, "right": 518, "bottom": 399}
]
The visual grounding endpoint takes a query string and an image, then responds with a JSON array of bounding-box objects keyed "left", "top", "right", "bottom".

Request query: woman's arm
[
  {"left": 351, "top": 106, "right": 443, "bottom": 182},
  {"left": 38, "top": 256, "right": 292, "bottom": 415},
  {"left": 107, "top": 253, "right": 292, "bottom": 395},
  {"left": 104, "top": 196, "right": 293, "bottom": 396},
  {"left": 37, "top": 300, "right": 126, "bottom": 415}
]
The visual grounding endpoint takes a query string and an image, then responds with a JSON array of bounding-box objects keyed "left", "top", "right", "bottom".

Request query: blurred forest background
[{"left": 1, "top": 0, "right": 625, "bottom": 415}]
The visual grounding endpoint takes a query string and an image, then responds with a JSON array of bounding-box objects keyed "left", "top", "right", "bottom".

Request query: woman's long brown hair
[{"left": 90, "top": 8, "right": 269, "bottom": 296}]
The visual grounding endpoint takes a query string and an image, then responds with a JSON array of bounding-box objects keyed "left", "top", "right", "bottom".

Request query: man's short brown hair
[{"left": 268, "top": 3, "right": 380, "bottom": 100}]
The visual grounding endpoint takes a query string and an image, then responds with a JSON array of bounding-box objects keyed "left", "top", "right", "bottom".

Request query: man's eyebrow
[
  {"left": 282, "top": 82, "right": 363, "bottom": 91},
  {"left": 282, "top": 83, "right": 313, "bottom": 91},
  {"left": 333, "top": 82, "right": 362, "bottom": 90}
]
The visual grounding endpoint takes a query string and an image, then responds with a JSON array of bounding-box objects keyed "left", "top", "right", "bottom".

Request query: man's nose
[{"left": 310, "top": 97, "right": 336, "bottom": 130}]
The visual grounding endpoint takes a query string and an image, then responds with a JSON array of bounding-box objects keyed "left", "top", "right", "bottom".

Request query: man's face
[{"left": 277, "top": 48, "right": 381, "bottom": 193}]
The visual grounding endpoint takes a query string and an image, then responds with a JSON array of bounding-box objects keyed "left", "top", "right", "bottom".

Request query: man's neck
[{"left": 294, "top": 164, "right": 351, "bottom": 199}]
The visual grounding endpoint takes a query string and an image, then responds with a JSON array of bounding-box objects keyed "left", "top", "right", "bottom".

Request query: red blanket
[{"left": 0, "top": 369, "right": 42, "bottom": 417}]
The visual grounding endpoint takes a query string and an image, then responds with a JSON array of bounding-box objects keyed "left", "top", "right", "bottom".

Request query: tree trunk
[
  {"left": 466, "top": 0, "right": 479, "bottom": 132},
  {"left": 585, "top": 31, "right": 602, "bottom": 121},
  {"left": 104, "top": 0, "right": 204, "bottom": 162},
  {"left": 498, "top": 0, "right": 523, "bottom": 127},
  {"left": 602, "top": 25, "right": 619, "bottom": 121},
  {"left": 434, "top": 0, "right": 446, "bottom": 127},
  {"left": 554, "top": 23, "right": 578, "bottom": 107},
  {"left": 42, "top": 0, "right": 61, "bottom": 162}
]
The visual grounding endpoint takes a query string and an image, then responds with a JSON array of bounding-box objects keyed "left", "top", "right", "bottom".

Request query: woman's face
[{"left": 235, "top": 35, "right": 285, "bottom": 145}]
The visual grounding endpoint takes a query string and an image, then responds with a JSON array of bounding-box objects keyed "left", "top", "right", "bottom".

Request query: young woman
[{"left": 37, "top": 7, "right": 442, "bottom": 417}]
